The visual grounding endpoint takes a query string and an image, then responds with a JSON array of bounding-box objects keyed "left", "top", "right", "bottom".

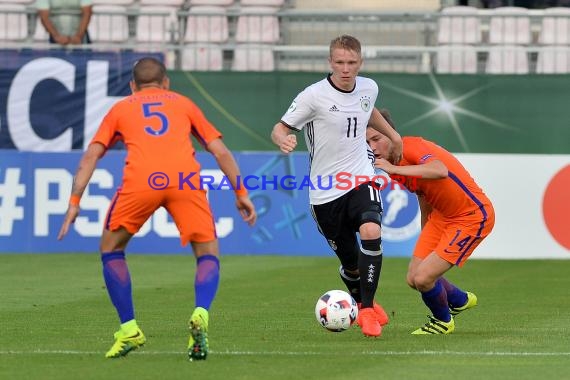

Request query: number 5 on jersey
[{"left": 143, "top": 102, "right": 169, "bottom": 136}]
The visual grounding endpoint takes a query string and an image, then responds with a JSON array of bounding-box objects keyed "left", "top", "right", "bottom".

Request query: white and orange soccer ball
[{"left": 315, "top": 290, "right": 358, "bottom": 332}]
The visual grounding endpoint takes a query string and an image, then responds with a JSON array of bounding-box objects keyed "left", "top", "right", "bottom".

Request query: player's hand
[
  {"left": 279, "top": 134, "right": 297, "bottom": 154},
  {"left": 57, "top": 205, "right": 79, "bottom": 240},
  {"left": 236, "top": 196, "right": 257, "bottom": 226},
  {"left": 374, "top": 158, "right": 395, "bottom": 174}
]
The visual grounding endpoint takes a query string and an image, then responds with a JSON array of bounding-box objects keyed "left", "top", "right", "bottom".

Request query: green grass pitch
[{"left": 1, "top": 254, "right": 569, "bottom": 380}]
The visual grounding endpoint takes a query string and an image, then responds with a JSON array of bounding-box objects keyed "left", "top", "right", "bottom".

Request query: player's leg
[
  {"left": 165, "top": 188, "right": 217, "bottom": 361},
  {"left": 100, "top": 226, "right": 147, "bottom": 357},
  {"left": 406, "top": 256, "right": 423, "bottom": 290},
  {"left": 311, "top": 197, "right": 383, "bottom": 336},
  {"left": 448, "top": 206, "right": 495, "bottom": 315},
  {"left": 351, "top": 183, "right": 385, "bottom": 336},
  {"left": 408, "top": 215, "right": 455, "bottom": 334},
  {"left": 102, "top": 190, "right": 161, "bottom": 357},
  {"left": 186, "top": 240, "right": 218, "bottom": 361},
  {"left": 310, "top": 201, "right": 361, "bottom": 301},
  {"left": 410, "top": 252, "right": 455, "bottom": 334},
  {"left": 440, "top": 277, "right": 475, "bottom": 315}
]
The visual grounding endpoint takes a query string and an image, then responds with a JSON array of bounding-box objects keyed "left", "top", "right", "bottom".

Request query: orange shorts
[
  {"left": 413, "top": 204, "right": 495, "bottom": 267},
  {"left": 104, "top": 187, "right": 217, "bottom": 245}
]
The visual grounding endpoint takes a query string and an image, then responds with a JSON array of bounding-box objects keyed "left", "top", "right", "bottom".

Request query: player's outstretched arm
[
  {"left": 375, "top": 157, "right": 448, "bottom": 179},
  {"left": 271, "top": 122, "right": 297, "bottom": 154},
  {"left": 57, "top": 143, "right": 106, "bottom": 240},
  {"left": 206, "top": 138, "right": 257, "bottom": 226}
]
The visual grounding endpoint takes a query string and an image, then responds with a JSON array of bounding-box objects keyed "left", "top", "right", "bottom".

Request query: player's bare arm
[
  {"left": 375, "top": 157, "right": 448, "bottom": 179},
  {"left": 206, "top": 138, "right": 257, "bottom": 226},
  {"left": 57, "top": 143, "right": 106, "bottom": 240},
  {"left": 271, "top": 122, "right": 297, "bottom": 154}
]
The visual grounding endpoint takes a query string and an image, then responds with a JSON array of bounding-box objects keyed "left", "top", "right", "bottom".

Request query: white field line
[{"left": 0, "top": 350, "right": 569, "bottom": 357}]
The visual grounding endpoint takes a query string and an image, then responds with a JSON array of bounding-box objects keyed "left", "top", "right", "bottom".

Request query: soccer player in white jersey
[{"left": 271, "top": 35, "right": 403, "bottom": 337}]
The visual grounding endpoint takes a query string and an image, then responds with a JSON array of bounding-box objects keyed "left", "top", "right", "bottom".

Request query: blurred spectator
[{"left": 36, "top": 0, "right": 93, "bottom": 45}]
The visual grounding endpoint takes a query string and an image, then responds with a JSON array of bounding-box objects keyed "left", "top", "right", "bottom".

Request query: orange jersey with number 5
[{"left": 91, "top": 88, "right": 222, "bottom": 192}]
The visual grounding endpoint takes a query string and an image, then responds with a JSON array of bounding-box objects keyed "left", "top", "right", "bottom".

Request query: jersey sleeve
[
  {"left": 402, "top": 137, "right": 440, "bottom": 165},
  {"left": 90, "top": 105, "right": 121, "bottom": 149},
  {"left": 279, "top": 87, "right": 315, "bottom": 131},
  {"left": 186, "top": 99, "right": 222, "bottom": 148}
]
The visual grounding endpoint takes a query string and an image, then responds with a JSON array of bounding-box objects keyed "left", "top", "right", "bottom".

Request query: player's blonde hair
[{"left": 329, "top": 35, "right": 362, "bottom": 58}]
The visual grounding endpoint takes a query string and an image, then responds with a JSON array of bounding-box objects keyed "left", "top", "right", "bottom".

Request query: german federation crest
[{"left": 360, "top": 96, "right": 371, "bottom": 112}]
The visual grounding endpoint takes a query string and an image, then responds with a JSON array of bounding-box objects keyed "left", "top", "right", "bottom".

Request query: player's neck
[{"left": 138, "top": 84, "right": 164, "bottom": 90}]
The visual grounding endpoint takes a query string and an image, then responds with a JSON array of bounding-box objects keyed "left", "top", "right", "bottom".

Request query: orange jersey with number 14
[{"left": 398, "top": 136, "right": 495, "bottom": 266}]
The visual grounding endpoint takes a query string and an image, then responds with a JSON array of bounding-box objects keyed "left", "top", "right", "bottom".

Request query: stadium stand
[
  {"left": 488, "top": 6, "right": 532, "bottom": 45},
  {"left": 486, "top": 44, "right": 529, "bottom": 74},
  {"left": 181, "top": 43, "right": 224, "bottom": 70},
  {"left": 232, "top": 43, "right": 275, "bottom": 71},
  {"left": 536, "top": 45, "right": 570, "bottom": 73},
  {"left": 90, "top": 5, "right": 129, "bottom": 43},
  {"left": 435, "top": 6, "right": 480, "bottom": 74},
  {"left": 91, "top": 0, "right": 135, "bottom": 4},
  {"left": 0, "top": 3, "right": 28, "bottom": 41},
  {"left": 436, "top": 44, "right": 478, "bottom": 74},
  {"left": 135, "top": 5, "right": 178, "bottom": 44},
  {"left": 536, "top": 7, "right": 570, "bottom": 73},
  {"left": 1, "top": 1, "right": 570, "bottom": 73},
  {"left": 188, "top": 0, "right": 234, "bottom": 5},
  {"left": 539, "top": 7, "right": 570, "bottom": 44},
  {"left": 437, "top": 5, "right": 481, "bottom": 44},
  {"left": 184, "top": 5, "right": 228, "bottom": 42}
]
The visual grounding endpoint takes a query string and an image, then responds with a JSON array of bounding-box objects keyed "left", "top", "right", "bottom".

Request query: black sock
[
  {"left": 358, "top": 238, "right": 383, "bottom": 308},
  {"left": 339, "top": 266, "right": 361, "bottom": 303}
]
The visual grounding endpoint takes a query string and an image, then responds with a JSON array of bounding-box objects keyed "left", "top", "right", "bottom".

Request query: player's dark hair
[
  {"left": 329, "top": 35, "right": 361, "bottom": 58},
  {"left": 379, "top": 109, "right": 396, "bottom": 130},
  {"left": 132, "top": 57, "right": 166, "bottom": 87}
]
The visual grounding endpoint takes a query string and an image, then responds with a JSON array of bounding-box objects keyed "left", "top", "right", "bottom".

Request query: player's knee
[
  {"left": 359, "top": 221, "right": 381, "bottom": 240},
  {"left": 406, "top": 273, "right": 416, "bottom": 289},
  {"left": 191, "top": 240, "right": 219, "bottom": 257},
  {"left": 412, "top": 272, "right": 435, "bottom": 292},
  {"left": 99, "top": 241, "right": 125, "bottom": 253}
]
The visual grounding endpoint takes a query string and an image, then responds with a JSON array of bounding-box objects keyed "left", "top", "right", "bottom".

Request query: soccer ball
[{"left": 315, "top": 289, "right": 358, "bottom": 332}]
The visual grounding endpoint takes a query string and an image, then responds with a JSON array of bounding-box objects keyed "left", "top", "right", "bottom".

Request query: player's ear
[
  {"left": 129, "top": 80, "right": 137, "bottom": 94},
  {"left": 162, "top": 76, "right": 170, "bottom": 90}
]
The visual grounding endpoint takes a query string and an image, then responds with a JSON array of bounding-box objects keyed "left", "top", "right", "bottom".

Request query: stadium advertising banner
[
  {"left": 0, "top": 151, "right": 569, "bottom": 258},
  {"left": 0, "top": 49, "right": 162, "bottom": 151},
  {"left": 0, "top": 151, "right": 419, "bottom": 256}
]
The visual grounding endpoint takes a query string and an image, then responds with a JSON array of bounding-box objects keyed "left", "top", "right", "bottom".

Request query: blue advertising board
[
  {"left": 0, "top": 151, "right": 419, "bottom": 256},
  {"left": 0, "top": 49, "right": 162, "bottom": 151}
]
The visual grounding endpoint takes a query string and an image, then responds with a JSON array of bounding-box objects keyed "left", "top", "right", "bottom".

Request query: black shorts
[{"left": 310, "top": 182, "right": 383, "bottom": 271}]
